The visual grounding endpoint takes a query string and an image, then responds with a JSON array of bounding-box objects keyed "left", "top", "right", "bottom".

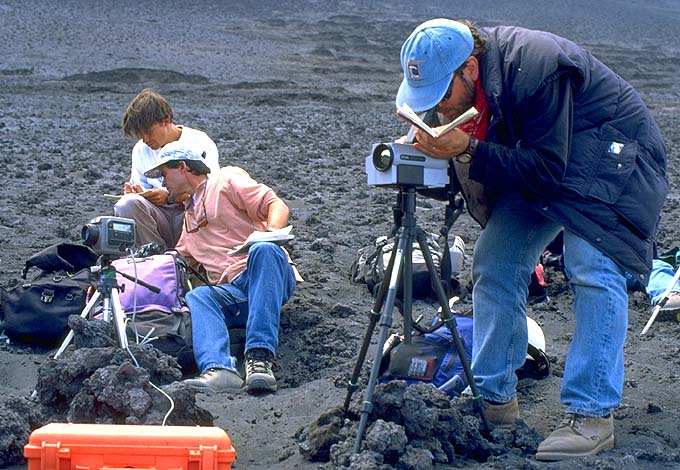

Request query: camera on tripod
[
  {"left": 366, "top": 142, "right": 449, "bottom": 188},
  {"left": 81, "top": 216, "right": 136, "bottom": 257}
]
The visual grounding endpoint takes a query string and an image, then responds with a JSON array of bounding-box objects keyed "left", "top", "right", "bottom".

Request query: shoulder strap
[
  {"left": 437, "top": 194, "right": 465, "bottom": 297},
  {"left": 183, "top": 262, "right": 236, "bottom": 313}
]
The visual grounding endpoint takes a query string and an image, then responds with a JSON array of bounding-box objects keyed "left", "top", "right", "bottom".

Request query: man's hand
[
  {"left": 173, "top": 192, "right": 191, "bottom": 204},
  {"left": 123, "top": 181, "right": 144, "bottom": 194},
  {"left": 140, "top": 188, "right": 169, "bottom": 206},
  {"left": 413, "top": 128, "right": 470, "bottom": 159}
]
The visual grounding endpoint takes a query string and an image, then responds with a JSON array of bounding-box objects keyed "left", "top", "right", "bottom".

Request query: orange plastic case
[{"left": 24, "top": 423, "right": 236, "bottom": 470}]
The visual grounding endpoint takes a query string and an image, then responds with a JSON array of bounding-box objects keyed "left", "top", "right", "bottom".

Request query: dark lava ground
[{"left": 1, "top": 1, "right": 679, "bottom": 469}]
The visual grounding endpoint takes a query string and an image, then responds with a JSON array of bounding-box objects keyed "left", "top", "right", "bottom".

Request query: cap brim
[
  {"left": 395, "top": 72, "right": 452, "bottom": 114},
  {"left": 144, "top": 166, "right": 162, "bottom": 179}
]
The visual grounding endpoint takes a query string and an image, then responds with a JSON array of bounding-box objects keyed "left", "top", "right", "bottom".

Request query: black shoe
[
  {"left": 245, "top": 348, "right": 277, "bottom": 394},
  {"left": 657, "top": 291, "right": 680, "bottom": 321}
]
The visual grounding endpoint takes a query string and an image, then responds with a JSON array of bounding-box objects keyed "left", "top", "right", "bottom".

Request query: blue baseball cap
[
  {"left": 396, "top": 19, "right": 474, "bottom": 113},
  {"left": 144, "top": 141, "right": 210, "bottom": 178}
]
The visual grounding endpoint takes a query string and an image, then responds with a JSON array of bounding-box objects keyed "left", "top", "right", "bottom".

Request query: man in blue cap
[{"left": 396, "top": 19, "right": 667, "bottom": 461}]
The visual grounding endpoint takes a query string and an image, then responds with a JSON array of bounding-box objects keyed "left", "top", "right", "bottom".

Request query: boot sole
[
  {"left": 246, "top": 376, "right": 277, "bottom": 394},
  {"left": 183, "top": 382, "right": 244, "bottom": 394},
  {"left": 535, "top": 435, "right": 614, "bottom": 461}
]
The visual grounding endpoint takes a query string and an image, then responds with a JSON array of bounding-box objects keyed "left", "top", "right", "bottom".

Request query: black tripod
[
  {"left": 343, "top": 187, "right": 491, "bottom": 453},
  {"left": 52, "top": 255, "right": 160, "bottom": 360}
]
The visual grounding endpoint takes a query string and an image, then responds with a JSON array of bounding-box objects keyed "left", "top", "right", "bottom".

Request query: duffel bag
[{"left": 0, "top": 268, "right": 93, "bottom": 345}]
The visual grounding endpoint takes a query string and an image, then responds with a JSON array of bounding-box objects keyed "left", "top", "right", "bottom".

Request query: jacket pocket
[
  {"left": 612, "top": 151, "right": 667, "bottom": 238},
  {"left": 585, "top": 137, "right": 637, "bottom": 204},
  {"left": 584, "top": 123, "right": 666, "bottom": 238}
]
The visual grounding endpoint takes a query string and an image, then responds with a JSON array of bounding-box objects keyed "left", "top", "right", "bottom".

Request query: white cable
[{"left": 148, "top": 380, "right": 175, "bottom": 426}]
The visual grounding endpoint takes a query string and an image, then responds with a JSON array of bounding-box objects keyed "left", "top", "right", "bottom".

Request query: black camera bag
[
  {"left": 0, "top": 243, "right": 97, "bottom": 345},
  {"left": 1, "top": 268, "right": 93, "bottom": 345}
]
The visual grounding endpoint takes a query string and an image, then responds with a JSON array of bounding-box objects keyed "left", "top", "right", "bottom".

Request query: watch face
[{"left": 456, "top": 153, "right": 472, "bottom": 164}]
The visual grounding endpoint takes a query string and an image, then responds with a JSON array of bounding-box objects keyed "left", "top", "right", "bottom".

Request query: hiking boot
[
  {"left": 535, "top": 413, "right": 614, "bottom": 461},
  {"left": 245, "top": 348, "right": 277, "bottom": 394},
  {"left": 485, "top": 397, "right": 519, "bottom": 428},
  {"left": 658, "top": 292, "right": 680, "bottom": 321},
  {"left": 182, "top": 368, "right": 243, "bottom": 393}
]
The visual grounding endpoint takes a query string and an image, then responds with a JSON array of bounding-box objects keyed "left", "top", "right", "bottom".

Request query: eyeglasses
[
  {"left": 441, "top": 76, "right": 455, "bottom": 103},
  {"left": 440, "top": 69, "right": 465, "bottom": 104},
  {"left": 184, "top": 194, "right": 208, "bottom": 233}
]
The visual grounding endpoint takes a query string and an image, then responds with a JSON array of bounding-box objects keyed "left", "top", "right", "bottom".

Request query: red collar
[{"left": 457, "top": 77, "right": 490, "bottom": 141}]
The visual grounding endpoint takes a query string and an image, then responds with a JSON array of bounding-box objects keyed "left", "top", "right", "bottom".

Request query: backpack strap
[
  {"left": 183, "top": 263, "right": 236, "bottom": 313},
  {"left": 437, "top": 195, "right": 465, "bottom": 297}
]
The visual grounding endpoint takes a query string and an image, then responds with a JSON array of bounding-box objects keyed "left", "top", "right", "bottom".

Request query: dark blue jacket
[{"left": 468, "top": 26, "right": 667, "bottom": 283}]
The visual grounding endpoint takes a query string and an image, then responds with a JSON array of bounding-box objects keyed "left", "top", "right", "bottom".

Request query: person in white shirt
[{"left": 116, "top": 88, "right": 220, "bottom": 248}]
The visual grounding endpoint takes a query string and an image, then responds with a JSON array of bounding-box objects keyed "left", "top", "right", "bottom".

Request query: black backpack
[{"left": 0, "top": 243, "right": 97, "bottom": 345}]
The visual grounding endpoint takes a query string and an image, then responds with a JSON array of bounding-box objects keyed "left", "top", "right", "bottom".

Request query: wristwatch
[{"left": 455, "top": 137, "right": 477, "bottom": 164}]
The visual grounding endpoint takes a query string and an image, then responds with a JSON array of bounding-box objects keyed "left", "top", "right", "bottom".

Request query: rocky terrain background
[{"left": 1, "top": 1, "right": 679, "bottom": 468}]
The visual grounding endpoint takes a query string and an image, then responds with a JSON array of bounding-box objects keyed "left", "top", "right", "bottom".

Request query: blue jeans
[
  {"left": 471, "top": 195, "right": 628, "bottom": 417},
  {"left": 185, "top": 242, "right": 296, "bottom": 374}
]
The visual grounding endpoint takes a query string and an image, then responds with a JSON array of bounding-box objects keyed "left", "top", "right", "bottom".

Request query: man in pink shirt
[{"left": 145, "top": 142, "right": 297, "bottom": 394}]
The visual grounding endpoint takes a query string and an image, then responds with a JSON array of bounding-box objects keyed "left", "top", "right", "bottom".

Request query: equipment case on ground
[{"left": 24, "top": 422, "right": 236, "bottom": 469}]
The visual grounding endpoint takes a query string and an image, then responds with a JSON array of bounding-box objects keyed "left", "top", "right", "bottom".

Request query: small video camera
[
  {"left": 81, "top": 216, "right": 136, "bottom": 257},
  {"left": 366, "top": 142, "right": 449, "bottom": 188}
]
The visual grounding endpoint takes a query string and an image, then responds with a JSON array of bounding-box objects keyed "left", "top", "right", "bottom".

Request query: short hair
[
  {"left": 459, "top": 20, "right": 487, "bottom": 57},
  {"left": 122, "top": 88, "right": 174, "bottom": 139},
  {"left": 163, "top": 159, "right": 211, "bottom": 176}
]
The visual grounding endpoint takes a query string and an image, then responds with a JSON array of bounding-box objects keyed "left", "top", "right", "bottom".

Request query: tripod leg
[
  {"left": 401, "top": 228, "right": 414, "bottom": 344},
  {"left": 415, "top": 228, "right": 493, "bottom": 435},
  {"left": 110, "top": 288, "right": 129, "bottom": 350},
  {"left": 353, "top": 229, "right": 409, "bottom": 453},
  {"left": 343, "top": 238, "right": 401, "bottom": 413},
  {"left": 52, "top": 291, "right": 102, "bottom": 360}
]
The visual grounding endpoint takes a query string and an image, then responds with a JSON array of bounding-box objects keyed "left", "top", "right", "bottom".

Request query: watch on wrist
[{"left": 455, "top": 137, "right": 477, "bottom": 164}]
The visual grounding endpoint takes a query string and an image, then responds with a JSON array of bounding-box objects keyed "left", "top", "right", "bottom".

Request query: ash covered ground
[{"left": 1, "top": 1, "right": 680, "bottom": 469}]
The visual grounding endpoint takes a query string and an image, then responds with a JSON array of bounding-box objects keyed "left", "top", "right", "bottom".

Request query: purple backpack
[
  {"left": 110, "top": 251, "right": 195, "bottom": 373},
  {"left": 111, "top": 251, "right": 189, "bottom": 315}
]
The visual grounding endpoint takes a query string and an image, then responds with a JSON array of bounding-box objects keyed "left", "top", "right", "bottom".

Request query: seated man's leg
[
  {"left": 114, "top": 194, "right": 183, "bottom": 248},
  {"left": 536, "top": 230, "right": 625, "bottom": 460},
  {"left": 235, "top": 242, "right": 296, "bottom": 393},
  {"left": 182, "top": 284, "right": 245, "bottom": 393},
  {"left": 471, "top": 194, "right": 561, "bottom": 425}
]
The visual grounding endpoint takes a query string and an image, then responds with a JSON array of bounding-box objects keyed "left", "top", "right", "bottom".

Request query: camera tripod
[
  {"left": 343, "top": 186, "right": 491, "bottom": 453},
  {"left": 52, "top": 255, "right": 160, "bottom": 360}
]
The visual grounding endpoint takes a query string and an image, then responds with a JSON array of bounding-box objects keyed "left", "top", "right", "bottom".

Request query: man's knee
[
  {"left": 249, "top": 242, "right": 285, "bottom": 261},
  {"left": 114, "top": 194, "right": 149, "bottom": 218}
]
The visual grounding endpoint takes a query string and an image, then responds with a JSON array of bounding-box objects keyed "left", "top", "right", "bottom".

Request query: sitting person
[
  {"left": 542, "top": 232, "right": 680, "bottom": 319},
  {"left": 628, "top": 258, "right": 680, "bottom": 320},
  {"left": 116, "top": 88, "right": 220, "bottom": 248},
  {"left": 144, "top": 142, "right": 300, "bottom": 394}
]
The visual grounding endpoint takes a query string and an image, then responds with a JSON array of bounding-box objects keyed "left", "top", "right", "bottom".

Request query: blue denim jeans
[
  {"left": 471, "top": 195, "right": 628, "bottom": 417},
  {"left": 185, "top": 242, "right": 296, "bottom": 374}
]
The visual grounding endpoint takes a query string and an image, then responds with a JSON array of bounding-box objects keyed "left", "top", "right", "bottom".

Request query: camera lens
[
  {"left": 372, "top": 144, "right": 393, "bottom": 171},
  {"left": 81, "top": 223, "right": 99, "bottom": 246}
]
